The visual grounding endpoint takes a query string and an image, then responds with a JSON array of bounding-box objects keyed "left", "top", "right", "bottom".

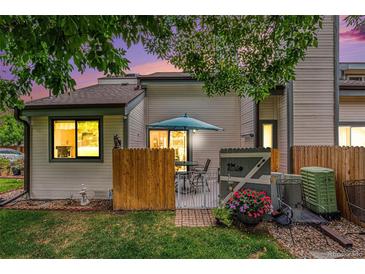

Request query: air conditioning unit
[{"left": 300, "top": 167, "right": 338, "bottom": 214}]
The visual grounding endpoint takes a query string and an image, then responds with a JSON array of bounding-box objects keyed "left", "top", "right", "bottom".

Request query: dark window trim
[
  {"left": 258, "top": 120, "right": 278, "bottom": 149},
  {"left": 49, "top": 116, "right": 103, "bottom": 163}
]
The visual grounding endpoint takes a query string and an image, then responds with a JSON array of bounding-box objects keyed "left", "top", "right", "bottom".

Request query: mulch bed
[
  {"left": 4, "top": 199, "right": 112, "bottom": 212},
  {"left": 0, "top": 188, "right": 24, "bottom": 203},
  {"left": 266, "top": 218, "right": 365, "bottom": 259}
]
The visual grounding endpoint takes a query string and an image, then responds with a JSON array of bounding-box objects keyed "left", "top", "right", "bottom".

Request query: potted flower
[{"left": 226, "top": 189, "right": 272, "bottom": 226}]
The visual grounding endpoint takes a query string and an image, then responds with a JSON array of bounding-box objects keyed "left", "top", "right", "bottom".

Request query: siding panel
[
  {"left": 128, "top": 98, "right": 146, "bottom": 148},
  {"left": 339, "top": 97, "right": 365, "bottom": 122},
  {"left": 146, "top": 84, "right": 241, "bottom": 170},
  {"left": 30, "top": 115, "right": 123, "bottom": 199},
  {"left": 293, "top": 16, "right": 335, "bottom": 146},
  {"left": 240, "top": 97, "right": 256, "bottom": 147}
]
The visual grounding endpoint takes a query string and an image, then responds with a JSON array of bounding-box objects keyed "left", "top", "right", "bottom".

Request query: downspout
[
  {"left": 14, "top": 107, "right": 30, "bottom": 193},
  {"left": 1, "top": 107, "right": 30, "bottom": 206},
  {"left": 334, "top": 15, "right": 340, "bottom": 145},
  {"left": 255, "top": 102, "right": 260, "bottom": 147},
  {"left": 287, "top": 81, "right": 294, "bottom": 174}
]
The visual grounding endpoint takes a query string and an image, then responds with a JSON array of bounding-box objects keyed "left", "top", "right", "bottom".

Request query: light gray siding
[
  {"left": 240, "top": 97, "right": 256, "bottom": 147},
  {"left": 145, "top": 84, "right": 241, "bottom": 170},
  {"left": 259, "top": 96, "right": 279, "bottom": 120},
  {"left": 29, "top": 115, "right": 123, "bottom": 199},
  {"left": 339, "top": 97, "right": 365, "bottom": 122},
  {"left": 292, "top": 16, "right": 335, "bottom": 146},
  {"left": 128, "top": 98, "right": 146, "bottom": 148}
]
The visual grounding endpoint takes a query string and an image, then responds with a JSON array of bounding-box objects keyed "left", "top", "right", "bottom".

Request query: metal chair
[
  {"left": 344, "top": 180, "right": 365, "bottom": 237},
  {"left": 190, "top": 159, "right": 211, "bottom": 193}
]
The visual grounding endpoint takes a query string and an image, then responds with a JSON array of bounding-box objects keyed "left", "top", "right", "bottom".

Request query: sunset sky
[{"left": 5, "top": 16, "right": 365, "bottom": 100}]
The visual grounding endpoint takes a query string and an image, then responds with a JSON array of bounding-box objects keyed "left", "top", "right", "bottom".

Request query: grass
[
  {"left": 0, "top": 179, "right": 23, "bottom": 193},
  {"left": 0, "top": 210, "right": 291, "bottom": 259}
]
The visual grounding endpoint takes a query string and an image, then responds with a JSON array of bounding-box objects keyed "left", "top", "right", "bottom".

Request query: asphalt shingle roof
[
  {"left": 25, "top": 84, "right": 144, "bottom": 109},
  {"left": 340, "top": 80, "right": 365, "bottom": 89}
]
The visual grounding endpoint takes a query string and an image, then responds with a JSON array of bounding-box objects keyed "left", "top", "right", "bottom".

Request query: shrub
[
  {"left": 212, "top": 207, "right": 232, "bottom": 227},
  {"left": 0, "top": 157, "right": 11, "bottom": 175},
  {"left": 226, "top": 189, "right": 272, "bottom": 219}
]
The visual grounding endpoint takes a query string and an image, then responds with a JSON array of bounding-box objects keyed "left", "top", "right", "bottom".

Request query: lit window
[
  {"left": 149, "top": 130, "right": 168, "bottom": 149},
  {"left": 339, "top": 126, "right": 365, "bottom": 147},
  {"left": 262, "top": 124, "right": 273, "bottom": 148},
  {"left": 77, "top": 121, "right": 100, "bottom": 157},
  {"left": 52, "top": 119, "right": 101, "bottom": 159}
]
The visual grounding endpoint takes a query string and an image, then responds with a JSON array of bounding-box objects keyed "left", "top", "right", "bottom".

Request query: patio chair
[
  {"left": 190, "top": 159, "right": 211, "bottom": 193},
  {"left": 344, "top": 180, "right": 365, "bottom": 237}
]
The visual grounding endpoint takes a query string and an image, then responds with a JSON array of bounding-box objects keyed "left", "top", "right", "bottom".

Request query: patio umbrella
[{"left": 148, "top": 113, "right": 223, "bottom": 131}]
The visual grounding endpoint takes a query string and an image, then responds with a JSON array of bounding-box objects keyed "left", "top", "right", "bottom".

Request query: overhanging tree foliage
[
  {"left": 0, "top": 15, "right": 322, "bottom": 110},
  {"left": 0, "top": 114, "right": 23, "bottom": 146},
  {"left": 146, "top": 16, "right": 322, "bottom": 101}
]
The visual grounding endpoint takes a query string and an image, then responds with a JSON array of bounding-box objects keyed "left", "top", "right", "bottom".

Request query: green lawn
[
  {"left": 0, "top": 179, "right": 23, "bottom": 193},
  {"left": 0, "top": 210, "right": 290, "bottom": 259}
]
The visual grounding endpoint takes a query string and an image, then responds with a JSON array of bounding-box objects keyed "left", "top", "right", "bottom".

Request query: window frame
[
  {"left": 339, "top": 123, "right": 365, "bottom": 147},
  {"left": 49, "top": 116, "right": 103, "bottom": 162}
]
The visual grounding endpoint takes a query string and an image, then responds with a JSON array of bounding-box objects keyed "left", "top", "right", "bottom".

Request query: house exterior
[
  {"left": 338, "top": 63, "right": 365, "bottom": 147},
  {"left": 20, "top": 15, "right": 342, "bottom": 200}
]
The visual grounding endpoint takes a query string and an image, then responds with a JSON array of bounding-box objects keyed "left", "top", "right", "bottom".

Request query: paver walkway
[{"left": 175, "top": 209, "right": 215, "bottom": 227}]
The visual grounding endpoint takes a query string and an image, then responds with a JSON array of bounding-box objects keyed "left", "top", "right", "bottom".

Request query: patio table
[
  {"left": 175, "top": 161, "right": 199, "bottom": 168},
  {"left": 175, "top": 161, "right": 199, "bottom": 193}
]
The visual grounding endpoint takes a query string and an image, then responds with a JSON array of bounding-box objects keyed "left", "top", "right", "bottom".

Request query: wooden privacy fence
[
  {"left": 271, "top": 148, "right": 280, "bottom": 172},
  {"left": 292, "top": 146, "right": 365, "bottom": 223},
  {"left": 112, "top": 148, "right": 175, "bottom": 210}
]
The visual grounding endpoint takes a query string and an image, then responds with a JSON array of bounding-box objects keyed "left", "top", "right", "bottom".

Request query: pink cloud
[{"left": 129, "top": 60, "right": 181, "bottom": 75}]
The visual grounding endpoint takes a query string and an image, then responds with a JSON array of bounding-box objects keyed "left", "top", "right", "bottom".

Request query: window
[
  {"left": 262, "top": 124, "right": 273, "bottom": 148},
  {"left": 348, "top": 76, "right": 363, "bottom": 81},
  {"left": 148, "top": 129, "right": 188, "bottom": 171},
  {"left": 259, "top": 120, "right": 277, "bottom": 148},
  {"left": 339, "top": 126, "right": 365, "bottom": 147},
  {"left": 51, "top": 118, "right": 102, "bottom": 160}
]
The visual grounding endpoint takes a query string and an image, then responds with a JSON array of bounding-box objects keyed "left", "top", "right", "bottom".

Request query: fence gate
[
  {"left": 113, "top": 148, "right": 175, "bottom": 210},
  {"left": 175, "top": 171, "right": 220, "bottom": 209}
]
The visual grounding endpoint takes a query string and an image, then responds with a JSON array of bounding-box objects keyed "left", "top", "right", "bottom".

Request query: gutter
[{"left": 13, "top": 107, "right": 30, "bottom": 195}]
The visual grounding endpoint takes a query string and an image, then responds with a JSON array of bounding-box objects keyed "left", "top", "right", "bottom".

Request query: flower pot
[
  {"left": 215, "top": 218, "right": 228, "bottom": 227},
  {"left": 236, "top": 214, "right": 263, "bottom": 226}
]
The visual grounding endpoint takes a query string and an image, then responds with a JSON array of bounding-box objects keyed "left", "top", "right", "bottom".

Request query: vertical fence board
[
  {"left": 292, "top": 145, "right": 365, "bottom": 226},
  {"left": 112, "top": 148, "right": 175, "bottom": 210}
]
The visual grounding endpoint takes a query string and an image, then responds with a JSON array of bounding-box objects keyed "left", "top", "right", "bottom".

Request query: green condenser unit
[{"left": 300, "top": 167, "right": 338, "bottom": 214}]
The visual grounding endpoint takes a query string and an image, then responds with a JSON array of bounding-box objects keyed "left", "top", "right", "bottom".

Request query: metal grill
[
  {"left": 344, "top": 180, "right": 365, "bottom": 223},
  {"left": 175, "top": 171, "right": 220, "bottom": 209}
]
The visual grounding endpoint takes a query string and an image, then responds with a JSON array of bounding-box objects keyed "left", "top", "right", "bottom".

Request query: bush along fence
[
  {"left": 112, "top": 148, "right": 175, "bottom": 210},
  {"left": 291, "top": 145, "right": 365, "bottom": 224}
]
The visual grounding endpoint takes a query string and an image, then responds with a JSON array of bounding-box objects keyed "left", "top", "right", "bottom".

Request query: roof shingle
[{"left": 25, "top": 84, "right": 144, "bottom": 109}]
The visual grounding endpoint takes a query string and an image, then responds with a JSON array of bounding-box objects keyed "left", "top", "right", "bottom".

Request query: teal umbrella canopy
[{"left": 149, "top": 113, "right": 223, "bottom": 131}]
